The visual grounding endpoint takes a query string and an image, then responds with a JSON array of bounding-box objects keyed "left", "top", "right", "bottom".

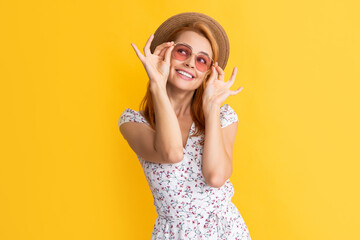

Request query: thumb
[
  {"left": 164, "top": 45, "right": 174, "bottom": 63},
  {"left": 207, "top": 66, "right": 217, "bottom": 84}
]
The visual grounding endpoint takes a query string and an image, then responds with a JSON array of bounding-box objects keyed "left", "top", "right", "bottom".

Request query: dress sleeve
[
  {"left": 220, "top": 104, "right": 239, "bottom": 128},
  {"left": 118, "top": 108, "right": 148, "bottom": 129}
]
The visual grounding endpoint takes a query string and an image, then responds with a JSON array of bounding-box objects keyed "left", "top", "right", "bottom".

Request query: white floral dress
[{"left": 118, "top": 104, "right": 251, "bottom": 240}]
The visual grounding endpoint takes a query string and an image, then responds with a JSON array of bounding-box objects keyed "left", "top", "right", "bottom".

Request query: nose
[{"left": 184, "top": 54, "right": 196, "bottom": 69}]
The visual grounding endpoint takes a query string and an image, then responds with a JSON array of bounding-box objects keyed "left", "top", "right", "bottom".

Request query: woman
[{"left": 118, "top": 12, "right": 251, "bottom": 240}]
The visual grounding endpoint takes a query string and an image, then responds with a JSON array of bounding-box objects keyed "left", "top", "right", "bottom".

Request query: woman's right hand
[{"left": 131, "top": 34, "right": 175, "bottom": 90}]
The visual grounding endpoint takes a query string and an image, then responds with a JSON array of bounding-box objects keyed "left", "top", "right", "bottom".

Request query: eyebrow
[{"left": 180, "top": 42, "right": 211, "bottom": 58}]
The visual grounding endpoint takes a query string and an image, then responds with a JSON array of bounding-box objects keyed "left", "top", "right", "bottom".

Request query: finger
[
  {"left": 226, "top": 67, "right": 238, "bottom": 87},
  {"left": 144, "top": 34, "right": 154, "bottom": 57},
  {"left": 207, "top": 66, "right": 218, "bottom": 84},
  {"left": 230, "top": 86, "right": 243, "bottom": 95},
  {"left": 164, "top": 44, "right": 175, "bottom": 63},
  {"left": 159, "top": 44, "right": 172, "bottom": 59},
  {"left": 215, "top": 62, "right": 225, "bottom": 81},
  {"left": 213, "top": 64, "right": 219, "bottom": 80},
  {"left": 131, "top": 43, "right": 145, "bottom": 63},
  {"left": 154, "top": 41, "right": 173, "bottom": 56}
]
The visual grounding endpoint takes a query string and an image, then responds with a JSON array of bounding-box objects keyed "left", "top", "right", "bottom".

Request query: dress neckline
[{"left": 136, "top": 109, "right": 193, "bottom": 151}]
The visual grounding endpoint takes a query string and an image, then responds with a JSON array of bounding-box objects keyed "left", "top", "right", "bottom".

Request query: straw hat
[{"left": 150, "top": 12, "right": 230, "bottom": 70}]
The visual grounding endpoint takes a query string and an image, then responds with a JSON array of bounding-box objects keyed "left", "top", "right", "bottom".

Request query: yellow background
[{"left": 1, "top": 0, "right": 359, "bottom": 239}]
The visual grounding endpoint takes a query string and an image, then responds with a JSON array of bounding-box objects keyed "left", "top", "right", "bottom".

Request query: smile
[{"left": 176, "top": 70, "right": 194, "bottom": 81}]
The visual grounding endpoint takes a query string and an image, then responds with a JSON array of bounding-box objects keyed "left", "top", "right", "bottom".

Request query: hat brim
[{"left": 150, "top": 12, "right": 230, "bottom": 70}]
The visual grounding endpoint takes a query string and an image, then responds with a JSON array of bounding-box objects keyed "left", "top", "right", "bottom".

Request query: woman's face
[{"left": 167, "top": 30, "right": 213, "bottom": 91}]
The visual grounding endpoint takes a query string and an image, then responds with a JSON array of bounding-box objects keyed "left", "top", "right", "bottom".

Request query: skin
[
  {"left": 166, "top": 31, "right": 214, "bottom": 117},
  {"left": 131, "top": 30, "right": 244, "bottom": 187}
]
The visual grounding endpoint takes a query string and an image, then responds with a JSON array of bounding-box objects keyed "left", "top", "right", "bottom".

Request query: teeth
[{"left": 177, "top": 70, "right": 193, "bottom": 78}]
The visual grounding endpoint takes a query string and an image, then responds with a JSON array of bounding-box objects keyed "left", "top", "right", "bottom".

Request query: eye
[
  {"left": 197, "top": 56, "right": 207, "bottom": 64},
  {"left": 177, "top": 47, "right": 190, "bottom": 55}
]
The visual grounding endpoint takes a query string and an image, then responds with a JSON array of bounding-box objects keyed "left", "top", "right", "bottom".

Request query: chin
[{"left": 169, "top": 80, "right": 201, "bottom": 92}]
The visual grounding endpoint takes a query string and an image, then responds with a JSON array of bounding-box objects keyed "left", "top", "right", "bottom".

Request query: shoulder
[
  {"left": 118, "top": 108, "right": 148, "bottom": 129},
  {"left": 220, "top": 104, "right": 239, "bottom": 128}
]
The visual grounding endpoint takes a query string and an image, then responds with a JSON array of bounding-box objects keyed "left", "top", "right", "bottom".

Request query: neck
[{"left": 166, "top": 83, "right": 194, "bottom": 118}]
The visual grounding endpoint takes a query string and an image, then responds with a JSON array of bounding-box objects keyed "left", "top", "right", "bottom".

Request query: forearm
[
  {"left": 202, "top": 105, "right": 232, "bottom": 187},
  {"left": 150, "top": 83, "right": 183, "bottom": 162}
]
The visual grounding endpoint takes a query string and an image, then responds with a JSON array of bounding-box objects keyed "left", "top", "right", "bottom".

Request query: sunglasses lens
[
  {"left": 196, "top": 54, "right": 212, "bottom": 72},
  {"left": 173, "top": 44, "right": 191, "bottom": 61},
  {"left": 172, "top": 44, "right": 212, "bottom": 72}
]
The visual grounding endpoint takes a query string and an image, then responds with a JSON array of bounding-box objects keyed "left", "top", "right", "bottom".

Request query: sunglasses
[{"left": 171, "top": 42, "right": 214, "bottom": 72}]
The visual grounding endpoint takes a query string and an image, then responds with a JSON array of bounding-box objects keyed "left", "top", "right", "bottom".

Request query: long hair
[{"left": 139, "top": 22, "right": 220, "bottom": 145}]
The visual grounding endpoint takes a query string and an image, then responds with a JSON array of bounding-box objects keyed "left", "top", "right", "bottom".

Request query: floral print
[{"left": 118, "top": 104, "right": 251, "bottom": 239}]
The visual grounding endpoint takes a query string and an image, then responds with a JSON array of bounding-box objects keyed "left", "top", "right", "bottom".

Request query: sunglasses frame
[{"left": 172, "top": 42, "right": 215, "bottom": 72}]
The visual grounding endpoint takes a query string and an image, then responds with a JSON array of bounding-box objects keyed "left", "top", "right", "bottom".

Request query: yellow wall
[{"left": 1, "top": 0, "right": 359, "bottom": 239}]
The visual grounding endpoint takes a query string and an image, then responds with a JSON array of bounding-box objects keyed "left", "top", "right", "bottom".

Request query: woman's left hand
[{"left": 202, "top": 62, "right": 243, "bottom": 114}]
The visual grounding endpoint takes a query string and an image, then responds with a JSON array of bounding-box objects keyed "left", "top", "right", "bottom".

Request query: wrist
[
  {"left": 203, "top": 102, "right": 220, "bottom": 117},
  {"left": 150, "top": 81, "right": 167, "bottom": 94}
]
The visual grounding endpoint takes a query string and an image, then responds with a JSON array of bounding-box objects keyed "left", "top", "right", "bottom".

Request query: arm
[
  {"left": 151, "top": 83, "right": 184, "bottom": 163},
  {"left": 202, "top": 104, "right": 238, "bottom": 188},
  {"left": 201, "top": 61, "right": 242, "bottom": 188},
  {"left": 130, "top": 34, "right": 182, "bottom": 163}
]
